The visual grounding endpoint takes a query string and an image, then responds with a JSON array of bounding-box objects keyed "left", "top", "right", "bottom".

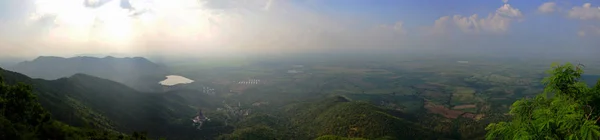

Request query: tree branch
[{"left": 586, "top": 105, "right": 593, "bottom": 120}]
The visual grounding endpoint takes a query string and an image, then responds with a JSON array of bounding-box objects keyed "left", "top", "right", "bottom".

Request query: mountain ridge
[
  {"left": 0, "top": 67, "right": 224, "bottom": 139},
  {"left": 9, "top": 56, "right": 169, "bottom": 92}
]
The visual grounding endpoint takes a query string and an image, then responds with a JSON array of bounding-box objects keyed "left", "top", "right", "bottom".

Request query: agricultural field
[{"left": 164, "top": 54, "right": 600, "bottom": 122}]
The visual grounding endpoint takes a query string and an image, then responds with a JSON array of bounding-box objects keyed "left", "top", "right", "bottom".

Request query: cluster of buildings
[
  {"left": 191, "top": 109, "right": 210, "bottom": 130},
  {"left": 288, "top": 64, "right": 305, "bottom": 74},
  {"left": 202, "top": 87, "right": 216, "bottom": 95},
  {"left": 287, "top": 70, "right": 303, "bottom": 74},
  {"left": 237, "top": 79, "right": 261, "bottom": 85}
]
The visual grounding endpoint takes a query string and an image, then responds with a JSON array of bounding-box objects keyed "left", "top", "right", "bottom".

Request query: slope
[
  {"left": 283, "top": 96, "right": 443, "bottom": 140},
  {"left": 0, "top": 70, "right": 147, "bottom": 140},
  {"left": 8, "top": 56, "right": 169, "bottom": 92},
  {"left": 0, "top": 67, "right": 225, "bottom": 139}
]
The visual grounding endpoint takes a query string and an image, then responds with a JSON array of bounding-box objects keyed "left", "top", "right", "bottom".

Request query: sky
[{"left": 0, "top": 0, "right": 599, "bottom": 59}]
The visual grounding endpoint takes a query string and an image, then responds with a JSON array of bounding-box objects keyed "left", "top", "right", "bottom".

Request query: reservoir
[{"left": 159, "top": 75, "right": 194, "bottom": 86}]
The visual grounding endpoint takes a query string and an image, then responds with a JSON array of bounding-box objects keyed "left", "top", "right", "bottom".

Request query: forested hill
[
  {"left": 0, "top": 67, "right": 224, "bottom": 139},
  {"left": 0, "top": 66, "right": 452, "bottom": 139},
  {"left": 6, "top": 63, "right": 597, "bottom": 139},
  {"left": 0, "top": 67, "right": 143, "bottom": 139},
  {"left": 8, "top": 56, "right": 168, "bottom": 92}
]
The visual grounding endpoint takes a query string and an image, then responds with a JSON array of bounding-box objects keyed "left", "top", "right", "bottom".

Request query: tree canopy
[
  {"left": 0, "top": 75, "right": 151, "bottom": 140},
  {"left": 485, "top": 63, "right": 600, "bottom": 140}
]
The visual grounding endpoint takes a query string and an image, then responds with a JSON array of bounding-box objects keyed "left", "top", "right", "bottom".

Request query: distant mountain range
[{"left": 8, "top": 56, "right": 169, "bottom": 92}]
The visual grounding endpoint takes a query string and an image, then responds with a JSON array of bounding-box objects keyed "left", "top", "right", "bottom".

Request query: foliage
[
  {"left": 281, "top": 96, "right": 440, "bottom": 139},
  {"left": 0, "top": 74, "right": 156, "bottom": 140},
  {"left": 313, "top": 102, "right": 430, "bottom": 139},
  {"left": 0, "top": 68, "right": 219, "bottom": 139},
  {"left": 7, "top": 57, "right": 600, "bottom": 140},
  {"left": 314, "top": 135, "right": 368, "bottom": 140},
  {"left": 485, "top": 63, "right": 600, "bottom": 140},
  {"left": 217, "top": 125, "right": 278, "bottom": 140}
]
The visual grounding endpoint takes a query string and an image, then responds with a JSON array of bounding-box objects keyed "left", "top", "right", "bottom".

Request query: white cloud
[
  {"left": 452, "top": 14, "right": 479, "bottom": 33},
  {"left": 264, "top": 0, "right": 274, "bottom": 11},
  {"left": 1, "top": 0, "right": 597, "bottom": 58},
  {"left": 428, "top": 16, "right": 450, "bottom": 35},
  {"left": 392, "top": 22, "right": 404, "bottom": 32},
  {"left": 430, "top": 4, "right": 523, "bottom": 34},
  {"left": 568, "top": 3, "right": 600, "bottom": 20},
  {"left": 2, "top": 0, "right": 414, "bottom": 57},
  {"left": 496, "top": 4, "right": 523, "bottom": 18},
  {"left": 538, "top": 2, "right": 557, "bottom": 13},
  {"left": 502, "top": 0, "right": 509, "bottom": 4},
  {"left": 376, "top": 21, "right": 406, "bottom": 34}
]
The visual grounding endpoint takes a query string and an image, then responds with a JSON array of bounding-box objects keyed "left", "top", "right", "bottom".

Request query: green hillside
[
  {"left": 314, "top": 135, "right": 369, "bottom": 140},
  {"left": 7, "top": 62, "right": 594, "bottom": 139},
  {"left": 283, "top": 96, "right": 442, "bottom": 139},
  {"left": 8, "top": 56, "right": 169, "bottom": 92},
  {"left": 313, "top": 102, "right": 434, "bottom": 139},
  {"left": 0, "top": 67, "right": 226, "bottom": 139},
  {"left": 0, "top": 70, "right": 145, "bottom": 139}
]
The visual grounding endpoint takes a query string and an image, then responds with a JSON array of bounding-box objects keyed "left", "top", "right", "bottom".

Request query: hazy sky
[{"left": 0, "top": 0, "right": 599, "bottom": 58}]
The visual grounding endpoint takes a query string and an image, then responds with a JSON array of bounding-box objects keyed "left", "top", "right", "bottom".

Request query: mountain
[
  {"left": 0, "top": 66, "right": 456, "bottom": 139},
  {"left": 8, "top": 56, "right": 169, "bottom": 92},
  {"left": 0, "top": 67, "right": 225, "bottom": 139},
  {"left": 282, "top": 96, "right": 441, "bottom": 139},
  {"left": 0, "top": 70, "right": 134, "bottom": 140},
  {"left": 218, "top": 96, "right": 444, "bottom": 140}
]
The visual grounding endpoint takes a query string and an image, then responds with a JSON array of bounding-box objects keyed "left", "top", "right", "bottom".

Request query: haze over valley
[{"left": 1, "top": 0, "right": 600, "bottom": 140}]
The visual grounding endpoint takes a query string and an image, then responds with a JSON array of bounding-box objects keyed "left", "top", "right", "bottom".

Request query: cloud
[
  {"left": 502, "top": 0, "right": 509, "bottom": 4},
  {"left": 538, "top": 2, "right": 557, "bottom": 13},
  {"left": 0, "top": 0, "right": 389, "bottom": 57},
  {"left": 568, "top": 3, "right": 600, "bottom": 20},
  {"left": 429, "top": 3, "right": 522, "bottom": 34},
  {"left": 495, "top": 4, "right": 523, "bottom": 18},
  {"left": 376, "top": 21, "right": 406, "bottom": 35},
  {"left": 427, "top": 16, "right": 450, "bottom": 35},
  {"left": 0, "top": 0, "right": 597, "bottom": 58},
  {"left": 392, "top": 22, "right": 405, "bottom": 33},
  {"left": 264, "top": 0, "right": 274, "bottom": 11}
]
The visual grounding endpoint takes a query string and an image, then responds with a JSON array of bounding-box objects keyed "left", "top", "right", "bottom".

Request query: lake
[{"left": 159, "top": 75, "right": 194, "bottom": 86}]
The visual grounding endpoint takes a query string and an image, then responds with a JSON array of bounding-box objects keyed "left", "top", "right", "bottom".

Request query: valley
[
  {"left": 2, "top": 0, "right": 600, "bottom": 139},
  {"left": 1, "top": 55, "right": 599, "bottom": 140}
]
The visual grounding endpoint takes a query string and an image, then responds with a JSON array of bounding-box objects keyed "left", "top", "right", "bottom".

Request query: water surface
[{"left": 159, "top": 75, "right": 194, "bottom": 86}]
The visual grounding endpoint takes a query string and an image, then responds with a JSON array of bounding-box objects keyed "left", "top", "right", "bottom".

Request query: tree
[
  {"left": 0, "top": 75, "right": 144, "bottom": 140},
  {"left": 0, "top": 75, "right": 52, "bottom": 139},
  {"left": 485, "top": 63, "right": 600, "bottom": 140}
]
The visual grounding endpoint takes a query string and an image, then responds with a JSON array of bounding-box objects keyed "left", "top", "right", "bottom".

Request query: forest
[
  {"left": 1, "top": 62, "right": 600, "bottom": 140},
  {"left": 1, "top": 0, "right": 599, "bottom": 139}
]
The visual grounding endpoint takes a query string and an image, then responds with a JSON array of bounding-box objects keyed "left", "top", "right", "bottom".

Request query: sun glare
[{"left": 31, "top": 0, "right": 216, "bottom": 45}]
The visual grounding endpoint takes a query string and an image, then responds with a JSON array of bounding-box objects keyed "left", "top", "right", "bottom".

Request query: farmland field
[{"left": 166, "top": 54, "right": 600, "bottom": 122}]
